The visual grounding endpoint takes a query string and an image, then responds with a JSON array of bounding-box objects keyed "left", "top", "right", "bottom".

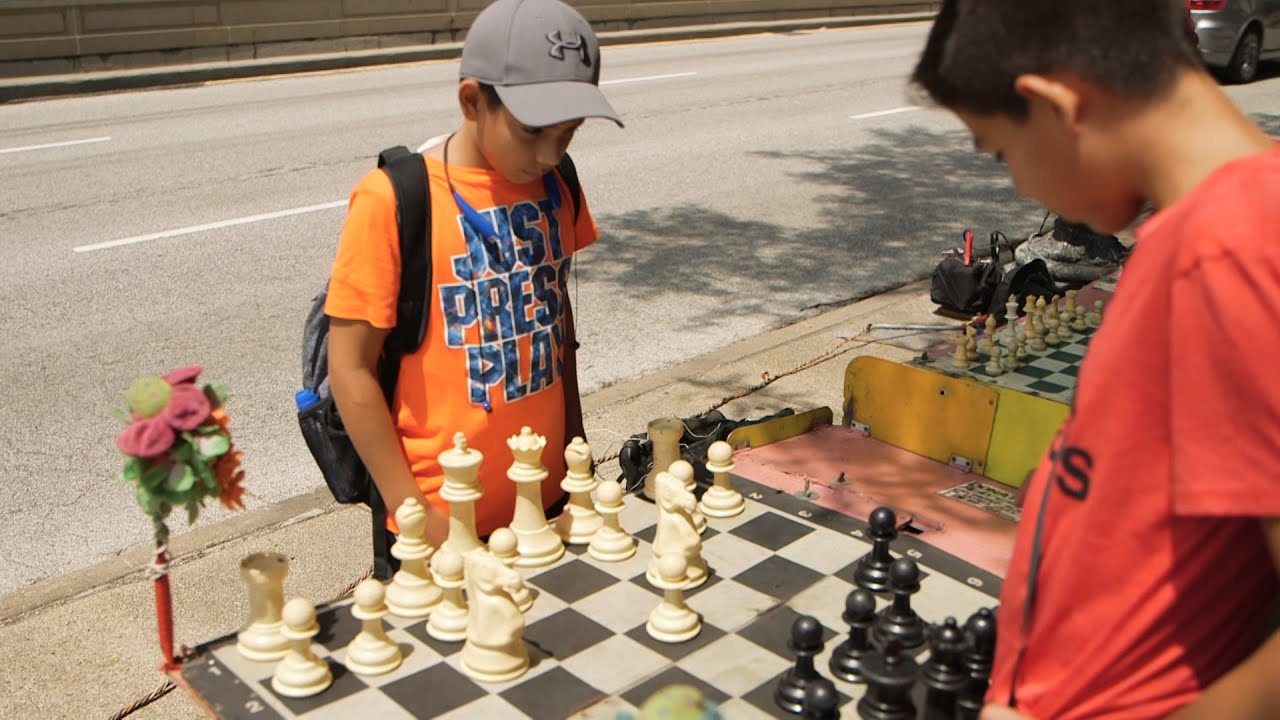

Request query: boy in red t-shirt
[
  {"left": 326, "top": 0, "right": 622, "bottom": 546},
  {"left": 911, "top": 2, "right": 1280, "bottom": 718}
]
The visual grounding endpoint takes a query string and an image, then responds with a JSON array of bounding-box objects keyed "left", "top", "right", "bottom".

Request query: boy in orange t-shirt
[
  {"left": 325, "top": 0, "right": 622, "bottom": 547},
  {"left": 912, "top": 2, "right": 1280, "bottom": 719}
]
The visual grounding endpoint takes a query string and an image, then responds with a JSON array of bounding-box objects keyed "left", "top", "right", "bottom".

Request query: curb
[{"left": 0, "top": 12, "right": 934, "bottom": 104}]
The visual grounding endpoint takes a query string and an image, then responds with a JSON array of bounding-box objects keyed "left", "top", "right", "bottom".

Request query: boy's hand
[{"left": 981, "top": 706, "right": 1037, "bottom": 720}]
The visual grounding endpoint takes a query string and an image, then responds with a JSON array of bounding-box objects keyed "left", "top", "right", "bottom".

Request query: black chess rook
[
  {"left": 775, "top": 615, "right": 828, "bottom": 715},
  {"left": 856, "top": 638, "right": 918, "bottom": 720},
  {"left": 854, "top": 506, "right": 898, "bottom": 593},
  {"left": 920, "top": 617, "right": 967, "bottom": 720},
  {"left": 830, "top": 588, "right": 876, "bottom": 683},
  {"left": 871, "top": 556, "right": 926, "bottom": 652}
]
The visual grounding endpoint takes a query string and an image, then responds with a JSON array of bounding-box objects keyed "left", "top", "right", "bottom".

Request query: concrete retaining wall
[{"left": 0, "top": 0, "right": 936, "bottom": 78}]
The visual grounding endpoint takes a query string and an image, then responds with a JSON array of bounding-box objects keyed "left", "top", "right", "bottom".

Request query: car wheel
[{"left": 1227, "top": 28, "right": 1261, "bottom": 83}]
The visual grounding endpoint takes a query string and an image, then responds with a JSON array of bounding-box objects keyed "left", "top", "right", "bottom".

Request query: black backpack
[{"left": 297, "top": 144, "right": 582, "bottom": 577}]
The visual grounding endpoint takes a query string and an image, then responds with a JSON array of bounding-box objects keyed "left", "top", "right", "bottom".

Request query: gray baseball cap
[{"left": 460, "top": 0, "right": 623, "bottom": 128}]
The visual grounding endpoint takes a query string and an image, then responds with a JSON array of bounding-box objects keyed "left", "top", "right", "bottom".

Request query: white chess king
[{"left": 438, "top": 432, "right": 485, "bottom": 557}]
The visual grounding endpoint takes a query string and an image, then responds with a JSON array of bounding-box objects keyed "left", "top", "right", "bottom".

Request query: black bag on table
[{"left": 930, "top": 230, "right": 1004, "bottom": 316}]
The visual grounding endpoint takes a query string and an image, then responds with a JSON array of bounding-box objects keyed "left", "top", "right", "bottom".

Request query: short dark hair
[
  {"left": 911, "top": 0, "right": 1203, "bottom": 119},
  {"left": 478, "top": 82, "right": 503, "bottom": 110}
]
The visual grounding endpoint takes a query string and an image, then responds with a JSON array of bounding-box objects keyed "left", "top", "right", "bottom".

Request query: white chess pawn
[
  {"left": 1065, "top": 289, "right": 1079, "bottom": 317},
  {"left": 461, "top": 550, "right": 530, "bottom": 683},
  {"left": 588, "top": 480, "right": 637, "bottom": 562},
  {"left": 667, "top": 460, "right": 706, "bottom": 534},
  {"left": 646, "top": 553, "right": 702, "bottom": 643},
  {"left": 345, "top": 580, "right": 403, "bottom": 677},
  {"left": 1092, "top": 299, "right": 1105, "bottom": 326},
  {"left": 979, "top": 314, "right": 996, "bottom": 355},
  {"left": 426, "top": 548, "right": 468, "bottom": 642},
  {"left": 964, "top": 325, "right": 979, "bottom": 361},
  {"left": 1003, "top": 343, "right": 1021, "bottom": 371},
  {"left": 385, "top": 498, "right": 442, "bottom": 619},
  {"left": 506, "top": 427, "right": 565, "bottom": 568},
  {"left": 698, "top": 441, "right": 744, "bottom": 518},
  {"left": 950, "top": 332, "right": 970, "bottom": 369},
  {"left": 1072, "top": 305, "right": 1088, "bottom": 332},
  {"left": 271, "top": 598, "right": 332, "bottom": 698},
  {"left": 488, "top": 528, "right": 533, "bottom": 613},
  {"left": 439, "top": 432, "right": 484, "bottom": 557},
  {"left": 985, "top": 346, "right": 1005, "bottom": 376},
  {"left": 237, "top": 552, "right": 291, "bottom": 662},
  {"left": 647, "top": 471, "right": 707, "bottom": 589},
  {"left": 554, "top": 436, "right": 603, "bottom": 545}
]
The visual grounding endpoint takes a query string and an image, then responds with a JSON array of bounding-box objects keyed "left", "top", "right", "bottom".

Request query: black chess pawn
[
  {"left": 919, "top": 617, "right": 967, "bottom": 720},
  {"left": 775, "top": 615, "right": 828, "bottom": 715},
  {"left": 802, "top": 676, "right": 840, "bottom": 720},
  {"left": 871, "top": 556, "right": 926, "bottom": 652},
  {"left": 856, "top": 638, "right": 919, "bottom": 720},
  {"left": 830, "top": 588, "right": 876, "bottom": 682},
  {"left": 955, "top": 608, "right": 998, "bottom": 719},
  {"left": 854, "top": 506, "right": 898, "bottom": 593}
]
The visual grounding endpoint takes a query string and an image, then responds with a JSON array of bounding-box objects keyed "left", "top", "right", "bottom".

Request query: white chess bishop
[
  {"left": 385, "top": 498, "right": 441, "bottom": 618},
  {"left": 698, "top": 441, "right": 744, "bottom": 518},
  {"left": 271, "top": 598, "right": 332, "bottom": 698},
  {"left": 554, "top": 436, "right": 603, "bottom": 544},
  {"left": 506, "top": 426, "right": 565, "bottom": 568},
  {"left": 460, "top": 550, "right": 530, "bottom": 683},
  {"left": 647, "top": 470, "right": 707, "bottom": 589},
  {"left": 345, "top": 579, "right": 403, "bottom": 677}
]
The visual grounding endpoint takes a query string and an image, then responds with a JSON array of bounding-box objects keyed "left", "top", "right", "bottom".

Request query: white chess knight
[
  {"left": 554, "top": 436, "right": 603, "bottom": 545},
  {"left": 488, "top": 528, "right": 533, "bottom": 613},
  {"left": 698, "top": 441, "right": 744, "bottom": 518},
  {"left": 438, "top": 432, "right": 485, "bottom": 557},
  {"left": 506, "top": 426, "right": 566, "bottom": 567},
  {"left": 271, "top": 597, "right": 332, "bottom": 698},
  {"left": 460, "top": 550, "right": 530, "bottom": 683},
  {"left": 666, "top": 459, "right": 706, "bottom": 534},
  {"left": 345, "top": 579, "right": 403, "bottom": 677},
  {"left": 236, "top": 551, "right": 291, "bottom": 662},
  {"left": 647, "top": 471, "right": 708, "bottom": 589},
  {"left": 588, "top": 479, "right": 637, "bottom": 562},
  {"left": 385, "top": 498, "right": 442, "bottom": 619}
]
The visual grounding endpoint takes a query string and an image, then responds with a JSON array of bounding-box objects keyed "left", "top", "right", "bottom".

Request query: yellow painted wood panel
[{"left": 984, "top": 387, "right": 1069, "bottom": 489}]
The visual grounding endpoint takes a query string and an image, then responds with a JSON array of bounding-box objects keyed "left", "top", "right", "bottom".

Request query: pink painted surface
[{"left": 734, "top": 424, "right": 1017, "bottom": 578}]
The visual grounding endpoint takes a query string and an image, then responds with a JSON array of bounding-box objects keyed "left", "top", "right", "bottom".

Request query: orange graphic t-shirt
[{"left": 325, "top": 151, "right": 599, "bottom": 536}]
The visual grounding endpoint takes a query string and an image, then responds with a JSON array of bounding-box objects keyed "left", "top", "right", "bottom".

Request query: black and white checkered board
[
  {"left": 180, "top": 477, "right": 1001, "bottom": 719},
  {"left": 920, "top": 321, "right": 1098, "bottom": 405}
]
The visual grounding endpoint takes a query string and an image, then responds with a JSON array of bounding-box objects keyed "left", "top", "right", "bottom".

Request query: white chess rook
[
  {"left": 698, "top": 441, "right": 744, "bottom": 518},
  {"left": 643, "top": 417, "right": 684, "bottom": 500},
  {"left": 386, "top": 498, "right": 442, "bottom": 619},
  {"left": 506, "top": 426, "right": 565, "bottom": 568},
  {"left": 489, "top": 528, "right": 533, "bottom": 613},
  {"left": 346, "top": 580, "right": 403, "bottom": 676},
  {"left": 236, "top": 551, "right": 291, "bottom": 662},
  {"left": 588, "top": 479, "right": 637, "bottom": 562},
  {"left": 647, "top": 471, "right": 708, "bottom": 589},
  {"left": 438, "top": 432, "right": 484, "bottom": 557},
  {"left": 667, "top": 460, "right": 706, "bottom": 534},
  {"left": 426, "top": 548, "right": 469, "bottom": 642},
  {"left": 646, "top": 553, "right": 702, "bottom": 643},
  {"left": 271, "top": 598, "right": 332, "bottom": 698},
  {"left": 461, "top": 550, "right": 531, "bottom": 683},
  {"left": 554, "top": 436, "right": 603, "bottom": 545}
]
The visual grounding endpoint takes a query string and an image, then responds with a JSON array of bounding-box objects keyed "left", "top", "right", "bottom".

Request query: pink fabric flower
[
  {"left": 163, "top": 383, "right": 212, "bottom": 431},
  {"left": 117, "top": 417, "right": 175, "bottom": 458},
  {"left": 163, "top": 366, "right": 202, "bottom": 386}
]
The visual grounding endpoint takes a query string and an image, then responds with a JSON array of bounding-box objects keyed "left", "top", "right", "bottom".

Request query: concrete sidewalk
[
  {"left": 0, "top": 12, "right": 932, "bottom": 104},
  {"left": 0, "top": 279, "right": 956, "bottom": 719}
]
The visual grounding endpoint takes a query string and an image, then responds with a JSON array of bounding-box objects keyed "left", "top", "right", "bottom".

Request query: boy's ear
[
  {"left": 459, "top": 78, "right": 483, "bottom": 121},
  {"left": 1014, "top": 73, "right": 1085, "bottom": 132}
]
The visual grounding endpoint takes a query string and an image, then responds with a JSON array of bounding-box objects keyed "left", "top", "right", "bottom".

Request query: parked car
[{"left": 1190, "top": 0, "right": 1280, "bottom": 83}]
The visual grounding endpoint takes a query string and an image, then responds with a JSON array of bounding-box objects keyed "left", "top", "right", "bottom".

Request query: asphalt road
[{"left": 4, "top": 22, "right": 1280, "bottom": 598}]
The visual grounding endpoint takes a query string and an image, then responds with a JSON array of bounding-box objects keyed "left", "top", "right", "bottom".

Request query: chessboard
[{"left": 174, "top": 475, "right": 1002, "bottom": 720}]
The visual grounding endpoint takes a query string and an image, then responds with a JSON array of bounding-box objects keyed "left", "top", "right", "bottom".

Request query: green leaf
[
  {"left": 121, "top": 457, "right": 144, "bottom": 483},
  {"left": 185, "top": 499, "right": 202, "bottom": 525},
  {"left": 193, "top": 458, "right": 216, "bottom": 491},
  {"left": 140, "top": 463, "right": 169, "bottom": 491},
  {"left": 196, "top": 424, "right": 220, "bottom": 434},
  {"left": 166, "top": 463, "right": 197, "bottom": 494},
  {"left": 203, "top": 382, "right": 229, "bottom": 406},
  {"left": 136, "top": 483, "right": 166, "bottom": 519},
  {"left": 111, "top": 406, "right": 133, "bottom": 424},
  {"left": 197, "top": 433, "right": 231, "bottom": 459}
]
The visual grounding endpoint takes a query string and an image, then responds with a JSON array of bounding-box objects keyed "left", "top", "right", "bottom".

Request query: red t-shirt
[
  {"left": 986, "top": 146, "right": 1280, "bottom": 718},
  {"left": 326, "top": 153, "right": 599, "bottom": 536}
]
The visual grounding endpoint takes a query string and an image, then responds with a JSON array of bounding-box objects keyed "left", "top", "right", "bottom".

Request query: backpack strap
[{"left": 556, "top": 153, "right": 583, "bottom": 224}]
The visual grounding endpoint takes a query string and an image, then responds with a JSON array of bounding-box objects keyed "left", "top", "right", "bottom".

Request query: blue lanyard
[{"left": 451, "top": 171, "right": 562, "bottom": 242}]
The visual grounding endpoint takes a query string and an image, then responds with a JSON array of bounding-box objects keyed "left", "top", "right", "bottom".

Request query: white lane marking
[
  {"left": 73, "top": 200, "right": 347, "bottom": 253},
  {"left": 0, "top": 136, "right": 112, "bottom": 155},
  {"left": 602, "top": 71, "right": 697, "bottom": 85},
  {"left": 850, "top": 106, "right": 922, "bottom": 120}
]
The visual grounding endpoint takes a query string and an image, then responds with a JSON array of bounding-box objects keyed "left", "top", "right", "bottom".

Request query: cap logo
[{"left": 546, "top": 30, "right": 591, "bottom": 67}]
